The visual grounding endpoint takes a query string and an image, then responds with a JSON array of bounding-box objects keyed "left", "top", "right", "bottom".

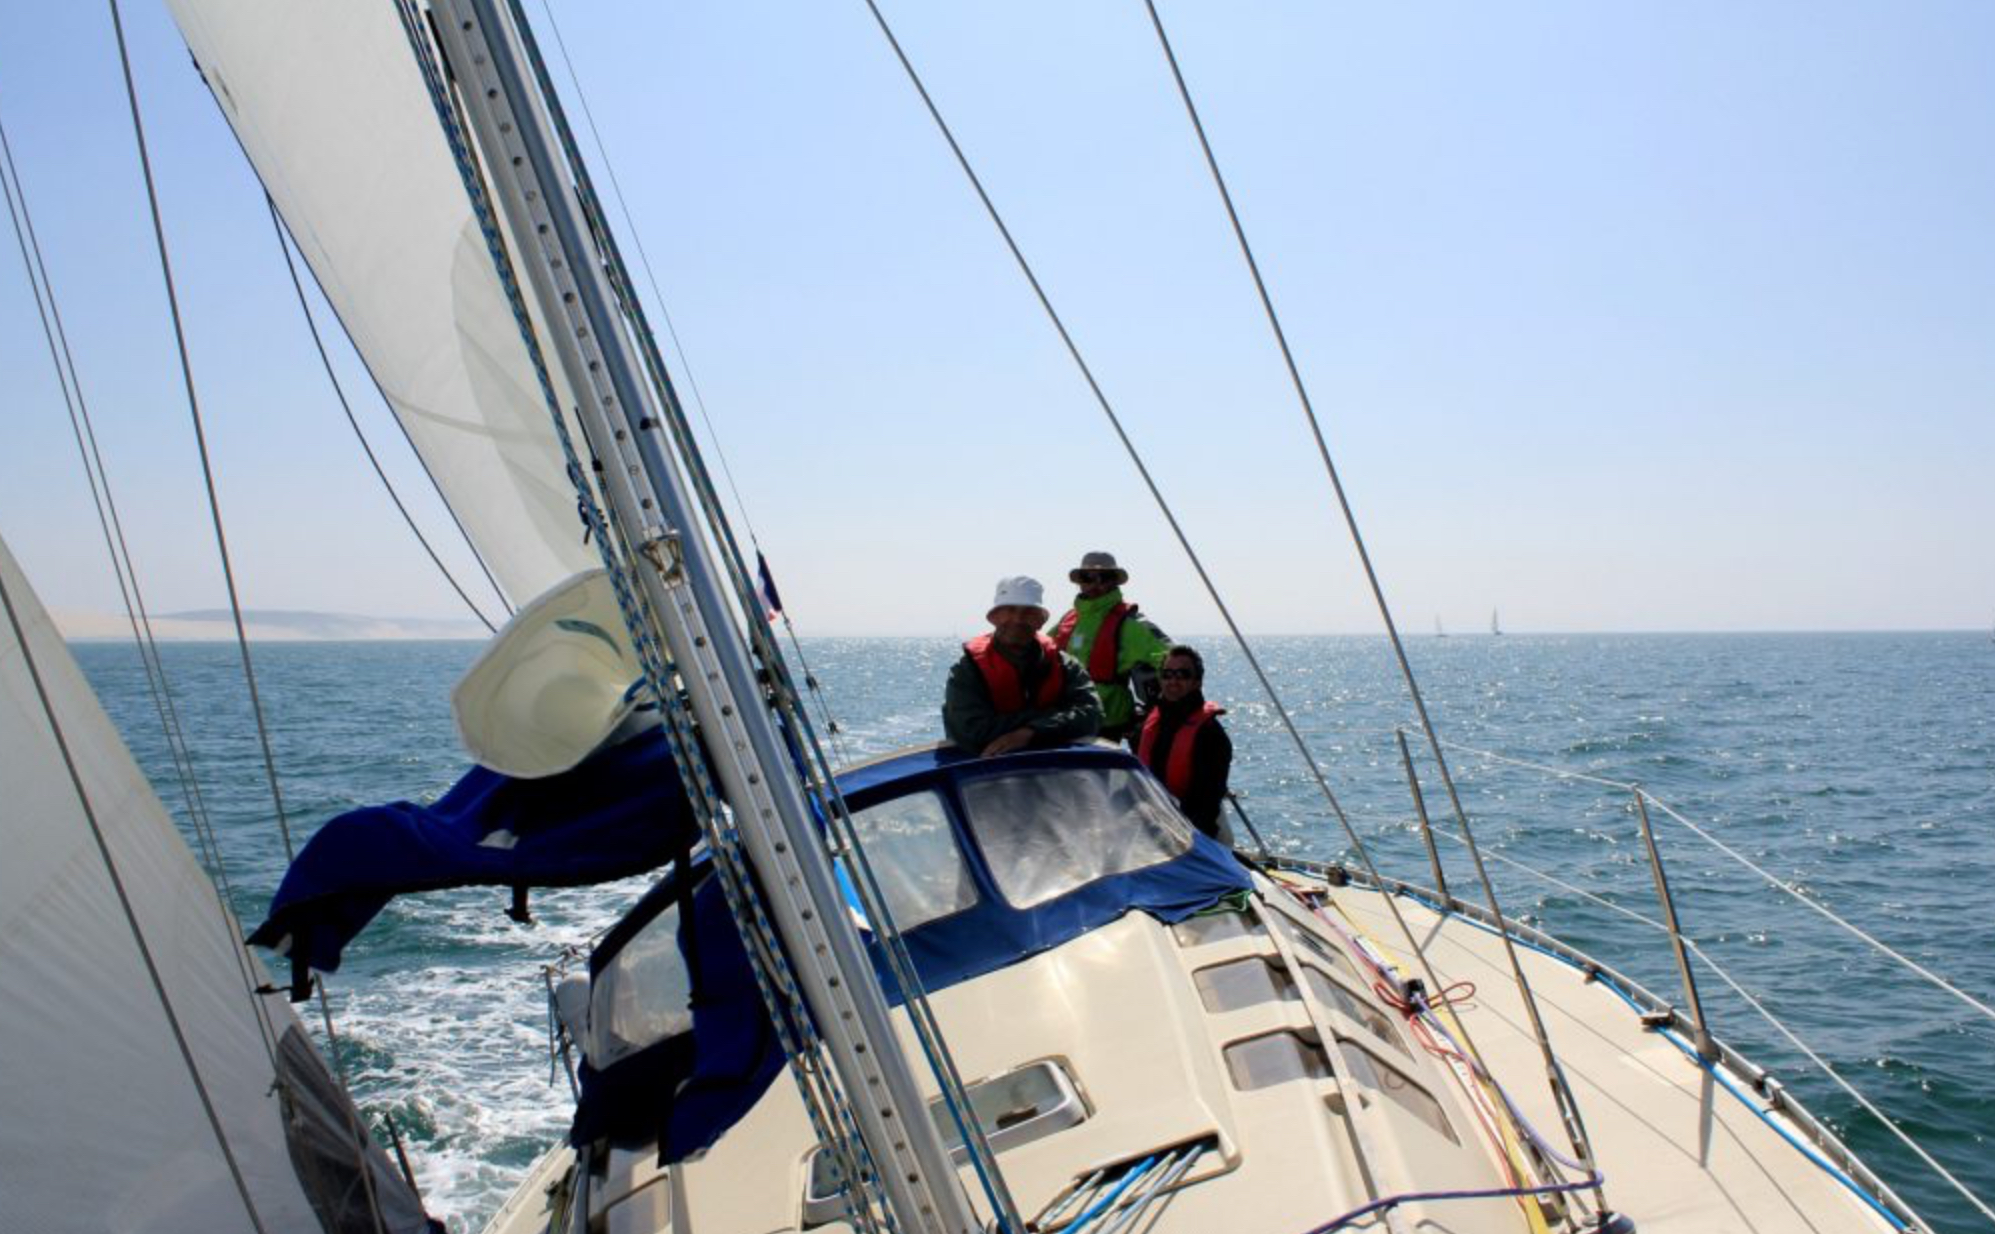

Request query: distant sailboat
[
  {"left": 1434, "top": 615, "right": 1446, "bottom": 638},
  {"left": 1491, "top": 607, "right": 1503, "bottom": 636}
]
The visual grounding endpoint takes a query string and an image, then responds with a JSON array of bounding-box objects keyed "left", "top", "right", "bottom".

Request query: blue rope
[
  {"left": 1300, "top": 1175, "right": 1602, "bottom": 1234},
  {"left": 1063, "top": 1154, "right": 1159, "bottom": 1234}
]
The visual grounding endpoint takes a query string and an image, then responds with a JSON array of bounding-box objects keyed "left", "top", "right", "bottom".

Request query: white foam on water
[{"left": 314, "top": 877, "right": 651, "bottom": 1231}]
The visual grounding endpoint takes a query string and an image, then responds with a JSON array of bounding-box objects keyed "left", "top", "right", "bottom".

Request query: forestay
[
  {"left": 0, "top": 534, "right": 428, "bottom": 1233},
  {"left": 165, "top": 0, "right": 597, "bottom": 606}
]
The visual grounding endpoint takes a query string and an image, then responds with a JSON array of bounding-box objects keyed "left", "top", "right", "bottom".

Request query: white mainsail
[
  {"left": 165, "top": 0, "right": 598, "bottom": 608},
  {"left": 0, "top": 533, "right": 427, "bottom": 1233}
]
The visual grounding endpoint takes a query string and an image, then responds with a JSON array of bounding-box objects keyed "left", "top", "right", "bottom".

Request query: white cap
[
  {"left": 987, "top": 575, "right": 1047, "bottom": 620},
  {"left": 452, "top": 569, "right": 641, "bottom": 778}
]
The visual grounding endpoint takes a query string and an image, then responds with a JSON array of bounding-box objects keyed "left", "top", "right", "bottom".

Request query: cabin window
[
  {"left": 1224, "top": 1030, "right": 1331, "bottom": 1091},
  {"left": 847, "top": 790, "right": 978, "bottom": 929},
  {"left": 1301, "top": 966, "right": 1409, "bottom": 1056},
  {"left": 1336, "top": 1041, "right": 1458, "bottom": 1143},
  {"left": 960, "top": 766, "right": 1193, "bottom": 909},
  {"left": 588, "top": 898, "right": 692, "bottom": 1068},
  {"left": 1194, "top": 957, "right": 1299, "bottom": 1012}
]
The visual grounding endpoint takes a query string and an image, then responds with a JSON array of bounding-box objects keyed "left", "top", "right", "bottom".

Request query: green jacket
[{"left": 1053, "top": 589, "right": 1170, "bottom": 735}]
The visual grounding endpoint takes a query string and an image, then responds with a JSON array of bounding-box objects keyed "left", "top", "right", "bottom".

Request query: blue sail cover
[{"left": 248, "top": 726, "right": 696, "bottom": 990}]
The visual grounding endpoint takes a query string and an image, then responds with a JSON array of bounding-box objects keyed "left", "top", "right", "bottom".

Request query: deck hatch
[
  {"left": 1336, "top": 1040, "right": 1457, "bottom": 1143},
  {"left": 1224, "top": 1030, "right": 1331, "bottom": 1090},
  {"left": 1300, "top": 965, "right": 1409, "bottom": 1056},
  {"left": 1171, "top": 905, "right": 1264, "bottom": 947},
  {"left": 1193, "top": 956, "right": 1300, "bottom": 1012},
  {"left": 802, "top": 1060, "right": 1087, "bottom": 1225}
]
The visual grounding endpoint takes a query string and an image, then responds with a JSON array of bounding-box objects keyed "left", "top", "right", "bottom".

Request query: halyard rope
[{"left": 261, "top": 196, "right": 502, "bottom": 635}]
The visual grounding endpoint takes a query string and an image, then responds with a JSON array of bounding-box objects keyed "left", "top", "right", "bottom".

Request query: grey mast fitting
[{"left": 428, "top": 3, "right": 983, "bottom": 1232}]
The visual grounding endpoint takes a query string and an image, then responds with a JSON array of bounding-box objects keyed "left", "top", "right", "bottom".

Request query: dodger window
[
  {"left": 846, "top": 789, "right": 979, "bottom": 929},
  {"left": 960, "top": 765, "right": 1194, "bottom": 909}
]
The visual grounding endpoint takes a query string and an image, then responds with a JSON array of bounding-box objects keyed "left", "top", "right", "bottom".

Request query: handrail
[
  {"left": 1368, "top": 732, "right": 1994, "bottom": 1229},
  {"left": 1433, "top": 737, "right": 1995, "bottom": 1028}
]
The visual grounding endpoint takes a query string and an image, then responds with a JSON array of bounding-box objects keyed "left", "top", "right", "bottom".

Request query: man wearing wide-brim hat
[
  {"left": 1051, "top": 551, "right": 1172, "bottom": 744},
  {"left": 944, "top": 575, "right": 1102, "bottom": 757}
]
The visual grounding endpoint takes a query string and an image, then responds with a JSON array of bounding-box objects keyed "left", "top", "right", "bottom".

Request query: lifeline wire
[
  {"left": 109, "top": 0, "right": 294, "bottom": 860},
  {"left": 1141, "top": 1, "right": 1607, "bottom": 1206},
  {"left": 1686, "top": 940, "right": 1995, "bottom": 1228},
  {"left": 261, "top": 197, "right": 499, "bottom": 634},
  {"left": 858, "top": 2, "right": 1583, "bottom": 1217},
  {"left": 1442, "top": 737, "right": 1995, "bottom": 1027}
]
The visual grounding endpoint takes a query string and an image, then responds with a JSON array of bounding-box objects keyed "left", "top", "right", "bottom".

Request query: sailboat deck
[{"left": 1319, "top": 874, "right": 1906, "bottom": 1234}]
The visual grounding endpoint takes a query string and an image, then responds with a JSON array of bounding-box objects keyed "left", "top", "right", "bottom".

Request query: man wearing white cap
[{"left": 943, "top": 576, "right": 1102, "bottom": 757}]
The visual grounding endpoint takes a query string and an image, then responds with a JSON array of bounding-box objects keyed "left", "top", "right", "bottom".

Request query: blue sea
[{"left": 74, "top": 632, "right": 1995, "bottom": 1233}]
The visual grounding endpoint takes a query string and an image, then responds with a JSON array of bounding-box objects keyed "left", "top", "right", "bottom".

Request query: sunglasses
[
  {"left": 1159, "top": 668, "right": 1198, "bottom": 681},
  {"left": 1074, "top": 571, "right": 1117, "bottom": 584}
]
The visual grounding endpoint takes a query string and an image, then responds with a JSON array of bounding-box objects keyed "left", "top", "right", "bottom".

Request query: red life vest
[
  {"left": 963, "top": 633, "right": 1065, "bottom": 712},
  {"left": 1052, "top": 602, "right": 1131, "bottom": 684},
  {"left": 1138, "top": 701, "right": 1225, "bottom": 799}
]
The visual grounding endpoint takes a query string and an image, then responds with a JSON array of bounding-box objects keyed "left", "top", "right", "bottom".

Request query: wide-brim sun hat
[
  {"left": 1068, "top": 550, "right": 1128, "bottom": 585},
  {"left": 986, "top": 574, "right": 1048, "bottom": 622},
  {"left": 453, "top": 568, "right": 641, "bottom": 778}
]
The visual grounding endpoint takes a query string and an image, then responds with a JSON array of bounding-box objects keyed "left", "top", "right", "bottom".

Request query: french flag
[{"left": 755, "top": 551, "right": 783, "bottom": 622}]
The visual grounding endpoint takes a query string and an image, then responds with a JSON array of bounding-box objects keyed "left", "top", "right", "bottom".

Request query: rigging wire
[
  {"left": 1139, "top": 0, "right": 1606, "bottom": 1204},
  {"left": 855, "top": 1, "right": 1579, "bottom": 1216},
  {"left": 0, "top": 82, "right": 284, "bottom": 1071},
  {"left": 1684, "top": 941, "right": 1995, "bottom": 1228},
  {"left": 108, "top": 0, "right": 295, "bottom": 862},
  {"left": 260, "top": 197, "right": 500, "bottom": 635},
  {"left": 107, "top": 21, "right": 397, "bottom": 1229},
  {"left": 0, "top": 558, "right": 271, "bottom": 1234},
  {"left": 497, "top": 2, "right": 1007, "bottom": 1219},
  {"left": 1357, "top": 736, "right": 1991, "bottom": 1225},
  {"left": 531, "top": 0, "right": 852, "bottom": 764},
  {"left": 390, "top": 7, "right": 899, "bottom": 1226},
  {"left": 1442, "top": 738, "right": 1995, "bottom": 1028}
]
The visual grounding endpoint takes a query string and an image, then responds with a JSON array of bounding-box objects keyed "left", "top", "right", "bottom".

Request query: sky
[{"left": 2, "top": 2, "right": 1992, "bottom": 638}]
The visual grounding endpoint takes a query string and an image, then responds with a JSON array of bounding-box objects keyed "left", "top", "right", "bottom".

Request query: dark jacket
[
  {"left": 1140, "top": 692, "right": 1233, "bottom": 838},
  {"left": 943, "top": 641, "right": 1102, "bottom": 752}
]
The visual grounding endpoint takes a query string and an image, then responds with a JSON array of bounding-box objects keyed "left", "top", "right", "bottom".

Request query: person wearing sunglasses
[
  {"left": 1136, "top": 645, "right": 1233, "bottom": 841},
  {"left": 1051, "top": 551, "right": 1173, "bottom": 744},
  {"left": 944, "top": 575, "right": 1103, "bottom": 757}
]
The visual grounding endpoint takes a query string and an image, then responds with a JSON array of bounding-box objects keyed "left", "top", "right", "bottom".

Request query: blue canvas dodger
[{"left": 248, "top": 725, "right": 698, "bottom": 999}]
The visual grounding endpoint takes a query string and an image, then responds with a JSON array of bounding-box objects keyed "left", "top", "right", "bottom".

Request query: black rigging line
[
  {"left": 0, "top": 99, "right": 287, "bottom": 1066},
  {"left": 532, "top": 0, "right": 850, "bottom": 760},
  {"left": 1140, "top": 1, "right": 1607, "bottom": 1206},
  {"left": 108, "top": 0, "right": 295, "bottom": 859},
  {"left": 261, "top": 197, "right": 500, "bottom": 635}
]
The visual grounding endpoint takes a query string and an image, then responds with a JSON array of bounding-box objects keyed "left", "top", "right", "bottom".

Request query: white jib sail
[
  {"left": 165, "top": 0, "right": 599, "bottom": 608},
  {"left": 0, "top": 535, "right": 423, "bottom": 1233}
]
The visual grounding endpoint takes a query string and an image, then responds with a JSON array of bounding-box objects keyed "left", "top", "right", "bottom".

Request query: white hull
[{"left": 489, "top": 858, "right": 1910, "bottom": 1234}]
